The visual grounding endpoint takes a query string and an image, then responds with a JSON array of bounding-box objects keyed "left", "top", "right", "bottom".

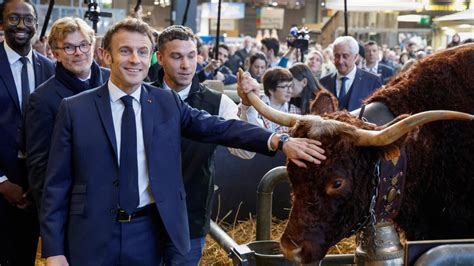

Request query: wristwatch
[{"left": 277, "top": 134, "right": 290, "bottom": 150}]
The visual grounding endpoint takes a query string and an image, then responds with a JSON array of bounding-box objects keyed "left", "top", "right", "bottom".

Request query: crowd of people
[{"left": 0, "top": 0, "right": 470, "bottom": 265}]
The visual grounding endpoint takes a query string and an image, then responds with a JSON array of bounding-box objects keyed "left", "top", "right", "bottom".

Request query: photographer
[{"left": 197, "top": 43, "right": 237, "bottom": 85}]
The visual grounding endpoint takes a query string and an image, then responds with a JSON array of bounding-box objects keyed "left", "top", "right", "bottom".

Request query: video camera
[
  {"left": 287, "top": 26, "right": 310, "bottom": 51},
  {"left": 84, "top": 0, "right": 112, "bottom": 32}
]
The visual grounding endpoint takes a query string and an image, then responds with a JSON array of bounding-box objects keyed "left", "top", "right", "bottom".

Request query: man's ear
[
  {"left": 103, "top": 49, "right": 112, "bottom": 66},
  {"left": 156, "top": 51, "right": 164, "bottom": 65}
]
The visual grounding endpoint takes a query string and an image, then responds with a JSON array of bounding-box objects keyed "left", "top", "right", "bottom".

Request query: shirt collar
[
  {"left": 162, "top": 79, "right": 192, "bottom": 101},
  {"left": 337, "top": 64, "right": 357, "bottom": 80},
  {"left": 78, "top": 72, "right": 92, "bottom": 82},
  {"left": 108, "top": 80, "right": 142, "bottom": 104},
  {"left": 4, "top": 41, "right": 33, "bottom": 65},
  {"left": 363, "top": 61, "right": 379, "bottom": 73}
]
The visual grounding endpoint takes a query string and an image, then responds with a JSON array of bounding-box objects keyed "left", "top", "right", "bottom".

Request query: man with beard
[
  {"left": 25, "top": 17, "right": 109, "bottom": 210},
  {"left": 0, "top": 0, "right": 54, "bottom": 265}
]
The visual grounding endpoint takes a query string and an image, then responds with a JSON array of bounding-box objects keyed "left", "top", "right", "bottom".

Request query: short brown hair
[
  {"left": 157, "top": 25, "right": 196, "bottom": 52},
  {"left": 102, "top": 17, "right": 154, "bottom": 52},
  {"left": 262, "top": 67, "right": 293, "bottom": 96},
  {"left": 48, "top": 17, "right": 95, "bottom": 49}
]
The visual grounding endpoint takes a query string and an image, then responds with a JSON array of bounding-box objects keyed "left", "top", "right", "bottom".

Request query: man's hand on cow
[
  {"left": 237, "top": 70, "right": 261, "bottom": 106},
  {"left": 271, "top": 135, "right": 326, "bottom": 168}
]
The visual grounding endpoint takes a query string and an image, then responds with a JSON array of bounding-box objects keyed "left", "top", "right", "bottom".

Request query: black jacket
[
  {"left": 152, "top": 69, "right": 223, "bottom": 238},
  {"left": 25, "top": 61, "right": 109, "bottom": 207}
]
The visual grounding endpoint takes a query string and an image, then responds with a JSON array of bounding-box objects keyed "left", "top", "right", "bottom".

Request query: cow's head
[{"left": 244, "top": 90, "right": 474, "bottom": 263}]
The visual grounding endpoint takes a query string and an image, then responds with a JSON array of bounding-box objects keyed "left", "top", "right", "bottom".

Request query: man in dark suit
[
  {"left": 0, "top": 0, "right": 54, "bottom": 265},
  {"left": 25, "top": 17, "right": 110, "bottom": 209},
  {"left": 41, "top": 18, "right": 325, "bottom": 266},
  {"left": 363, "top": 41, "right": 395, "bottom": 84},
  {"left": 320, "top": 36, "right": 382, "bottom": 111}
]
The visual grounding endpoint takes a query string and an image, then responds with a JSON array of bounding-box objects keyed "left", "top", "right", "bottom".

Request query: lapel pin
[{"left": 147, "top": 99, "right": 152, "bottom": 103}]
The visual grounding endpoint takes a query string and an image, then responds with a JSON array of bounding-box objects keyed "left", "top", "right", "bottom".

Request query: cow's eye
[
  {"left": 325, "top": 177, "right": 346, "bottom": 196},
  {"left": 333, "top": 180, "right": 342, "bottom": 189}
]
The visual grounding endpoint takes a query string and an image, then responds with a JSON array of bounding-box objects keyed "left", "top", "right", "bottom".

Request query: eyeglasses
[
  {"left": 275, "top": 84, "right": 293, "bottom": 92},
  {"left": 56, "top": 42, "right": 91, "bottom": 55},
  {"left": 7, "top": 15, "right": 37, "bottom": 27}
]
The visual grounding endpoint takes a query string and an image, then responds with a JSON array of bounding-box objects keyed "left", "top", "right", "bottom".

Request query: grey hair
[{"left": 333, "top": 36, "right": 359, "bottom": 56}]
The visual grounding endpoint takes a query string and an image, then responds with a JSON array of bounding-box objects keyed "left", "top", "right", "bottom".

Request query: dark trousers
[
  {"left": 0, "top": 199, "right": 39, "bottom": 266},
  {"left": 99, "top": 206, "right": 167, "bottom": 266}
]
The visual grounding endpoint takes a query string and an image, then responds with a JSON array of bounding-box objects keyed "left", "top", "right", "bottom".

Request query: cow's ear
[{"left": 310, "top": 89, "right": 338, "bottom": 115}]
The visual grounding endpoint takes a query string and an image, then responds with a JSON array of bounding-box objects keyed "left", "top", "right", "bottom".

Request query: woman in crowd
[
  {"left": 240, "top": 67, "right": 300, "bottom": 133},
  {"left": 289, "top": 63, "right": 323, "bottom": 115},
  {"left": 247, "top": 52, "right": 268, "bottom": 83},
  {"left": 305, "top": 49, "right": 324, "bottom": 79}
]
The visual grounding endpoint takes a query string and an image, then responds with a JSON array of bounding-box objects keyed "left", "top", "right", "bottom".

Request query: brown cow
[{"left": 242, "top": 44, "right": 474, "bottom": 263}]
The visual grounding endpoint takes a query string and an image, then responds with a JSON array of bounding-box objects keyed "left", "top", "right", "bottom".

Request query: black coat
[{"left": 25, "top": 61, "right": 109, "bottom": 207}]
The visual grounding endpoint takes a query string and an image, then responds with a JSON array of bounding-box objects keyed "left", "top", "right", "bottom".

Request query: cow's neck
[{"left": 349, "top": 150, "right": 407, "bottom": 236}]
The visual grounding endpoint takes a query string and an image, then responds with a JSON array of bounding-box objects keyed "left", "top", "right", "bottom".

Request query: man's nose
[
  {"left": 129, "top": 51, "right": 140, "bottom": 63},
  {"left": 181, "top": 58, "right": 189, "bottom": 68}
]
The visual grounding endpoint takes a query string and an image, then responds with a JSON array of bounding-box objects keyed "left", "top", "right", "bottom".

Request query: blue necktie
[
  {"left": 338, "top": 76, "right": 348, "bottom": 101},
  {"left": 119, "top": 95, "right": 139, "bottom": 214},
  {"left": 20, "top": 57, "right": 30, "bottom": 113}
]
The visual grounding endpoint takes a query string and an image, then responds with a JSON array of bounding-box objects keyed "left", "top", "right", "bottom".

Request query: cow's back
[{"left": 367, "top": 44, "right": 474, "bottom": 240}]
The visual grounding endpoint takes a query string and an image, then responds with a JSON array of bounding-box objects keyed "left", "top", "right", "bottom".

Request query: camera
[{"left": 287, "top": 26, "right": 310, "bottom": 51}]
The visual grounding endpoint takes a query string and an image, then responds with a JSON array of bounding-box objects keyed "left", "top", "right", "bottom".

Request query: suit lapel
[
  {"left": 329, "top": 73, "right": 337, "bottom": 96},
  {"left": 141, "top": 85, "right": 155, "bottom": 161},
  {"left": 0, "top": 43, "right": 21, "bottom": 111},
  {"left": 95, "top": 84, "right": 118, "bottom": 158}
]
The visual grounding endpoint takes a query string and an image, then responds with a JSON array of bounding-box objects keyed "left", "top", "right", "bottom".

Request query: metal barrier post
[{"left": 256, "top": 166, "right": 289, "bottom": 241}]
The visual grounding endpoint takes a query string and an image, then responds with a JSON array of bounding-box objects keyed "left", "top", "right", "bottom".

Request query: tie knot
[
  {"left": 340, "top": 76, "right": 348, "bottom": 82},
  {"left": 20, "top": 57, "right": 28, "bottom": 65},
  {"left": 121, "top": 95, "right": 134, "bottom": 107}
]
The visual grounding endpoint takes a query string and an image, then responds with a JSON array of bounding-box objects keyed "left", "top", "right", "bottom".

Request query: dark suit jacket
[
  {"left": 40, "top": 83, "right": 273, "bottom": 265},
  {"left": 25, "top": 62, "right": 110, "bottom": 207},
  {"left": 320, "top": 68, "right": 382, "bottom": 111},
  {"left": 0, "top": 42, "right": 54, "bottom": 189},
  {"left": 377, "top": 63, "right": 395, "bottom": 84}
]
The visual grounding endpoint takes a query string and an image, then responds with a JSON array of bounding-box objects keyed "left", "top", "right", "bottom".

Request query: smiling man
[
  {"left": 0, "top": 0, "right": 54, "bottom": 265},
  {"left": 319, "top": 36, "right": 382, "bottom": 111},
  {"left": 40, "top": 18, "right": 325, "bottom": 266},
  {"left": 25, "top": 17, "right": 109, "bottom": 210}
]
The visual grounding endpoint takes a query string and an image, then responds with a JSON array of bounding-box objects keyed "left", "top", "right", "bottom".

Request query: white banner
[{"left": 259, "top": 7, "right": 285, "bottom": 30}]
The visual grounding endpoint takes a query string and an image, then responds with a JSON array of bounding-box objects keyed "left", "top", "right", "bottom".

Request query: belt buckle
[{"left": 117, "top": 209, "right": 132, "bottom": 223}]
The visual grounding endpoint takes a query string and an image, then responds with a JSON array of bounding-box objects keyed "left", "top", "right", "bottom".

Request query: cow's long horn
[
  {"left": 246, "top": 92, "right": 301, "bottom": 127},
  {"left": 239, "top": 69, "right": 302, "bottom": 127},
  {"left": 355, "top": 110, "right": 474, "bottom": 146}
]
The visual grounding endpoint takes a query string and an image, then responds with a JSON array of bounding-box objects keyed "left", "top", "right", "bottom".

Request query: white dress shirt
[
  {"left": 335, "top": 65, "right": 357, "bottom": 97},
  {"left": 162, "top": 81, "right": 257, "bottom": 159},
  {"left": 0, "top": 43, "right": 36, "bottom": 184},
  {"left": 4, "top": 41, "right": 35, "bottom": 107},
  {"left": 108, "top": 81, "right": 154, "bottom": 208}
]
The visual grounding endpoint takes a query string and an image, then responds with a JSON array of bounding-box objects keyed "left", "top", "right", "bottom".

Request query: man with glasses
[
  {"left": 25, "top": 17, "right": 109, "bottom": 211},
  {"left": 0, "top": 0, "right": 54, "bottom": 265}
]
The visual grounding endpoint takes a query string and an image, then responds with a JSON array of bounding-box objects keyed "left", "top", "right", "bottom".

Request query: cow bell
[{"left": 355, "top": 222, "right": 404, "bottom": 266}]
